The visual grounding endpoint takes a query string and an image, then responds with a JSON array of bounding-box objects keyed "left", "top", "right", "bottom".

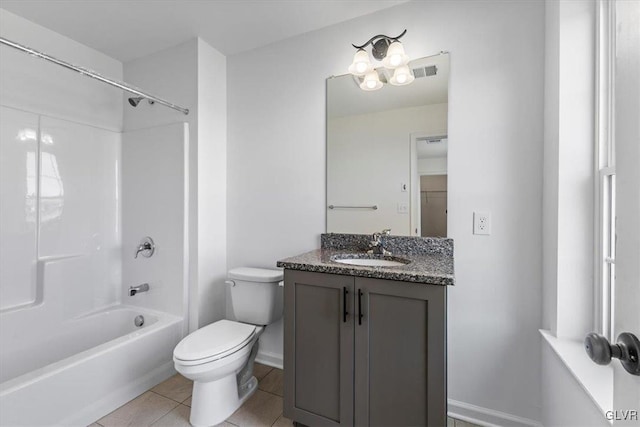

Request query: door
[
  {"left": 612, "top": 1, "right": 640, "bottom": 423},
  {"left": 283, "top": 270, "right": 354, "bottom": 426},
  {"left": 354, "top": 277, "right": 447, "bottom": 427}
]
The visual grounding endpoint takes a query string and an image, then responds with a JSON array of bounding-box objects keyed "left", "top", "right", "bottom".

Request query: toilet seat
[{"left": 174, "top": 319, "right": 256, "bottom": 366}]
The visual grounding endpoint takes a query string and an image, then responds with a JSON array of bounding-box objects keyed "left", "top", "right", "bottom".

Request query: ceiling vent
[
  {"left": 416, "top": 135, "right": 447, "bottom": 144},
  {"left": 412, "top": 65, "right": 438, "bottom": 79}
]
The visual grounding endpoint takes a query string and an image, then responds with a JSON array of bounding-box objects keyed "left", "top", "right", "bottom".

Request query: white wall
[
  {"left": 196, "top": 39, "right": 228, "bottom": 328},
  {"left": 543, "top": 0, "right": 596, "bottom": 339},
  {"left": 327, "top": 103, "right": 447, "bottom": 235},
  {"left": 123, "top": 39, "right": 196, "bottom": 329},
  {"left": 556, "top": 0, "right": 596, "bottom": 341},
  {"left": 542, "top": 0, "right": 560, "bottom": 338},
  {"left": 541, "top": 343, "right": 610, "bottom": 427},
  {"left": 0, "top": 9, "right": 122, "bottom": 130},
  {"left": 0, "top": 10, "right": 122, "bottom": 320},
  {"left": 418, "top": 157, "right": 448, "bottom": 175},
  {"left": 228, "top": 1, "right": 544, "bottom": 423},
  {"left": 123, "top": 38, "right": 227, "bottom": 331},
  {"left": 121, "top": 123, "right": 188, "bottom": 318}
]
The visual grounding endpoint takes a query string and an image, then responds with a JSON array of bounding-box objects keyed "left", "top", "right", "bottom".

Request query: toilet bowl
[{"left": 173, "top": 267, "right": 283, "bottom": 427}]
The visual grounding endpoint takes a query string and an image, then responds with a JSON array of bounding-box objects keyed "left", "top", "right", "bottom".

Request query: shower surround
[
  {"left": 0, "top": 107, "right": 189, "bottom": 426},
  {"left": 0, "top": 10, "right": 189, "bottom": 426}
]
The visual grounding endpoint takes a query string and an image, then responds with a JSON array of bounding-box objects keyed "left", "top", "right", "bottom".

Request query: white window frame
[{"left": 594, "top": 0, "right": 616, "bottom": 341}]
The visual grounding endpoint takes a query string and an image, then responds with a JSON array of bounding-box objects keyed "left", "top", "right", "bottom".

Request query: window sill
[{"left": 540, "top": 329, "right": 613, "bottom": 420}]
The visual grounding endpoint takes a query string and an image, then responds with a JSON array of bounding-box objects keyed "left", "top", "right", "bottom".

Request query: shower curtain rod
[{"left": 0, "top": 37, "right": 189, "bottom": 115}]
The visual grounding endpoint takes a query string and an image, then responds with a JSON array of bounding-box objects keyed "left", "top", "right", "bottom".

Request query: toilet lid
[
  {"left": 174, "top": 319, "right": 256, "bottom": 363},
  {"left": 228, "top": 267, "right": 283, "bottom": 282}
]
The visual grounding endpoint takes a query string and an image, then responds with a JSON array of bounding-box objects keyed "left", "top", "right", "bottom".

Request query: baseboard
[
  {"left": 256, "top": 350, "right": 283, "bottom": 370},
  {"left": 448, "top": 399, "right": 543, "bottom": 427},
  {"left": 62, "top": 361, "right": 176, "bottom": 426}
]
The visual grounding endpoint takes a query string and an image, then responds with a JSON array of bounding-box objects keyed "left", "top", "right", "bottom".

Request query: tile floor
[{"left": 91, "top": 363, "right": 479, "bottom": 427}]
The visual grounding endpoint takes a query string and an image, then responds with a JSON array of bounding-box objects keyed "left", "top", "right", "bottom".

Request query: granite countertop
[{"left": 276, "top": 233, "right": 455, "bottom": 286}]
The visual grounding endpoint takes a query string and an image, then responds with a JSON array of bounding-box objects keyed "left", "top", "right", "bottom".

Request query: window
[{"left": 595, "top": 0, "right": 615, "bottom": 341}]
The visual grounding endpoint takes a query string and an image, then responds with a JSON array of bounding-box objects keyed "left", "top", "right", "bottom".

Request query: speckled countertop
[{"left": 276, "top": 233, "right": 455, "bottom": 286}]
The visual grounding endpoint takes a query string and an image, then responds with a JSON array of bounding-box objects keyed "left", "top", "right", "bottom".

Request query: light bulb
[
  {"left": 389, "top": 54, "right": 403, "bottom": 67},
  {"left": 389, "top": 65, "right": 415, "bottom": 86},
  {"left": 348, "top": 49, "right": 373, "bottom": 76},
  {"left": 360, "top": 70, "right": 383, "bottom": 91},
  {"left": 382, "top": 41, "right": 409, "bottom": 69}
]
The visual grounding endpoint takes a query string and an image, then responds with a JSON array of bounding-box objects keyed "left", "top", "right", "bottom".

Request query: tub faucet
[
  {"left": 368, "top": 229, "right": 392, "bottom": 255},
  {"left": 129, "top": 283, "right": 149, "bottom": 296}
]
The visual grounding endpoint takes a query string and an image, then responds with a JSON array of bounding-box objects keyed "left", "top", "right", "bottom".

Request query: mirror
[{"left": 327, "top": 53, "right": 449, "bottom": 237}]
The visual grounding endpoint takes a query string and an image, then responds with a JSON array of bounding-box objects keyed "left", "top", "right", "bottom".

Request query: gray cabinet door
[
  {"left": 283, "top": 270, "right": 355, "bottom": 426},
  {"left": 354, "top": 277, "right": 447, "bottom": 427}
]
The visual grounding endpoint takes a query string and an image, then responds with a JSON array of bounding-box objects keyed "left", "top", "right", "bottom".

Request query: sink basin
[{"left": 331, "top": 254, "right": 410, "bottom": 267}]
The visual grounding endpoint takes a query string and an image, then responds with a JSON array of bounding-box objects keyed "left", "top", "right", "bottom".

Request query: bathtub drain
[{"left": 134, "top": 315, "right": 145, "bottom": 327}]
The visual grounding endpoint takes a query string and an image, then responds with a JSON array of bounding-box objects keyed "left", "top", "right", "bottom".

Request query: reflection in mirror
[{"left": 327, "top": 53, "right": 449, "bottom": 236}]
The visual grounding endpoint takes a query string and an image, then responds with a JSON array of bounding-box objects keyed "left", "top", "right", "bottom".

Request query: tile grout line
[
  {"left": 148, "top": 391, "right": 181, "bottom": 426},
  {"left": 149, "top": 404, "right": 180, "bottom": 427},
  {"left": 270, "top": 413, "right": 285, "bottom": 427},
  {"left": 258, "top": 388, "right": 284, "bottom": 399},
  {"left": 149, "top": 389, "right": 192, "bottom": 406}
]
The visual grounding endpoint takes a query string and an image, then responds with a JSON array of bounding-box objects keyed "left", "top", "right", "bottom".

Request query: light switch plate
[{"left": 473, "top": 211, "right": 491, "bottom": 235}]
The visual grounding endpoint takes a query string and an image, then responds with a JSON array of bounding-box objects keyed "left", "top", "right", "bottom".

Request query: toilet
[{"left": 173, "top": 267, "right": 283, "bottom": 427}]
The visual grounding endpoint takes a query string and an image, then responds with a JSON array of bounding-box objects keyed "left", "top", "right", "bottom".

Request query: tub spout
[{"left": 129, "top": 283, "right": 149, "bottom": 296}]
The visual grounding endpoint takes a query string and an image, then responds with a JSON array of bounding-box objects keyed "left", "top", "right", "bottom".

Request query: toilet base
[{"left": 189, "top": 375, "right": 258, "bottom": 427}]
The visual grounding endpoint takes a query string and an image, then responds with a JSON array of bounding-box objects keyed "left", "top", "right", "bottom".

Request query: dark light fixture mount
[{"left": 351, "top": 29, "right": 407, "bottom": 61}]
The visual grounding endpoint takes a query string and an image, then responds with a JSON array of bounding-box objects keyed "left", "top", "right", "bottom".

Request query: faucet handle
[
  {"left": 372, "top": 228, "right": 391, "bottom": 239},
  {"left": 134, "top": 237, "right": 155, "bottom": 259}
]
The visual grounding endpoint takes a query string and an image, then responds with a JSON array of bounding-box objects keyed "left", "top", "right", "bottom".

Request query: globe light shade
[
  {"left": 348, "top": 49, "right": 373, "bottom": 76},
  {"left": 382, "top": 41, "right": 409, "bottom": 69},
  {"left": 360, "top": 70, "right": 383, "bottom": 91},
  {"left": 389, "top": 65, "right": 415, "bottom": 86}
]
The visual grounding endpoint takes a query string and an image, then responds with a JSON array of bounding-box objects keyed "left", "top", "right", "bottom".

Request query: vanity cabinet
[{"left": 283, "top": 269, "right": 447, "bottom": 427}]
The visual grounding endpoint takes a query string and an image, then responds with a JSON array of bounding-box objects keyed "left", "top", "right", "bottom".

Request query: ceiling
[{"left": 0, "top": 0, "right": 409, "bottom": 62}]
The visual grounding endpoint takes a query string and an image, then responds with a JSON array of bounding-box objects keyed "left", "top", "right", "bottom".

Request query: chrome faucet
[
  {"left": 368, "top": 229, "right": 392, "bottom": 255},
  {"left": 135, "top": 237, "right": 155, "bottom": 259},
  {"left": 129, "top": 283, "right": 149, "bottom": 296}
]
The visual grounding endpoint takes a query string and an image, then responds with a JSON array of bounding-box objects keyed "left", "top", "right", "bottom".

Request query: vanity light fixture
[{"left": 348, "top": 29, "right": 413, "bottom": 90}]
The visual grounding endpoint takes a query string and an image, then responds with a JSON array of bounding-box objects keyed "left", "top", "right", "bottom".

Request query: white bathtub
[{"left": 0, "top": 305, "right": 183, "bottom": 426}]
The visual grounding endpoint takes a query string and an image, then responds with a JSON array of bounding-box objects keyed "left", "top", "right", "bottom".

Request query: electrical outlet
[
  {"left": 473, "top": 211, "right": 491, "bottom": 235},
  {"left": 397, "top": 203, "right": 409, "bottom": 214}
]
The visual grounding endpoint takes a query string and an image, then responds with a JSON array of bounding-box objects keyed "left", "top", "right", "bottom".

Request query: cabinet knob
[{"left": 584, "top": 332, "right": 640, "bottom": 376}]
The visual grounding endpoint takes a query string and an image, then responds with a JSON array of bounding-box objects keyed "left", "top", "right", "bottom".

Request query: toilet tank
[{"left": 228, "top": 267, "right": 283, "bottom": 325}]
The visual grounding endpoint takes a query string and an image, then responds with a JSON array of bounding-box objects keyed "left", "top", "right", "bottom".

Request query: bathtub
[{"left": 0, "top": 305, "right": 183, "bottom": 426}]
